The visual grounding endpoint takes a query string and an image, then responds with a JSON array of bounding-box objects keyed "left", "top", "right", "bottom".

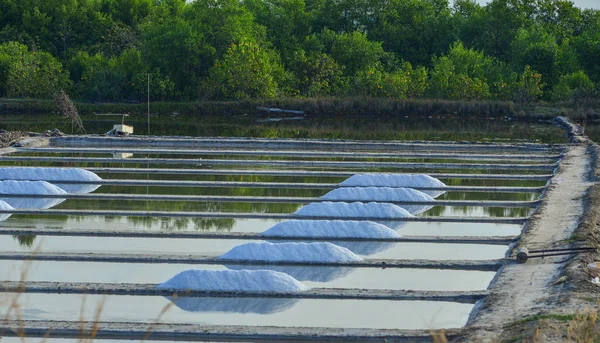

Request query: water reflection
[
  {"left": 269, "top": 240, "right": 395, "bottom": 256},
  {"left": 226, "top": 265, "right": 356, "bottom": 282},
  {"left": 165, "top": 296, "right": 300, "bottom": 315},
  {"left": 12, "top": 234, "right": 36, "bottom": 247},
  {"left": 0, "top": 114, "right": 568, "bottom": 143}
]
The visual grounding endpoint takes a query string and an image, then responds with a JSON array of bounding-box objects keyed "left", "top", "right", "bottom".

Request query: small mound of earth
[{"left": 0, "top": 130, "right": 28, "bottom": 148}]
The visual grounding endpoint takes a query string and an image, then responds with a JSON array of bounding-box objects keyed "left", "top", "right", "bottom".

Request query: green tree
[
  {"left": 0, "top": 42, "right": 70, "bottom": 98},
  {"left": 287, "top": 50, "right": 347, "bottom": 97},
  {"left": 140, "top": 17, "right": 215, "bottom": 98},
  {"left": 205, "top": 40, "right": 283, "bottom": 99},
  {"left": 551, "top": 70, "right": 594, "bottom": 101}
]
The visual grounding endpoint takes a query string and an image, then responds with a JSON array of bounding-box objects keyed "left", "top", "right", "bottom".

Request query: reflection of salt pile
[
  {"left": 262, "top": 220, "right": 398, "bottom": 256},
  {"left": 321, "top": 187, "right": 434, "bottom": 215},
  {"left": 0, "top": 167, "right": 102, "bottom": 194},
  {"left": 0, "top": 181, "right": 67, "bottom": 209},
  {"left": 166, "top": 296, "right": 299, "bottom": 314},
  {"left": 226, "top": 264, "right": 355, "bottom": 282},
  {"left": 295, "top": 201, "right": 413, "bottom": 219},
  {"left": 157, "top": 269, "right": 308, "bottom": 292},
  {"left": 262, "top": 220, "right": 399, "bottom": 238},
  {"left": 0, "top": 200, "right": 14, "bottom": 221},
  {"left": 341, "top": 173, "right": 447, "bottom": 197},
  {"left": 218, "top": 242, "right": 363, "bottom": 263}
]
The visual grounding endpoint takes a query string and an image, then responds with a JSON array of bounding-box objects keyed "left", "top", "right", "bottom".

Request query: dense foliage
[{"left": 0, "top": 0, "right": 598, "bottom": 103}]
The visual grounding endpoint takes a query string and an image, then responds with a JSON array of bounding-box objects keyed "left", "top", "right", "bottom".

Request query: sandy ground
[{"left": 463, "top": 118, "right": 600, "bottom": 342}]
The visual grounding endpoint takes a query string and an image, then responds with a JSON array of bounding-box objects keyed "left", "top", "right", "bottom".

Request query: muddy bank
[{"left": 463, "top": 117, "right": 598, "bottom": 342}]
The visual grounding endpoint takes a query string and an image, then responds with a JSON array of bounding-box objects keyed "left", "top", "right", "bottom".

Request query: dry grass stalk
[
  {"left": 566, "top": 307, "right": 600, "bottom": 343},
  {"left": 431, "top": 329, "right": 448, "bottom": 343},
  {"left": 55, "top": 90, "right": 86, "bottom": 134},
  {"left": 141, "top": 295, "right": 175, "bottom": 342},
  {"left": 1, "top": 241, "right": 42, "bottom": 340}
]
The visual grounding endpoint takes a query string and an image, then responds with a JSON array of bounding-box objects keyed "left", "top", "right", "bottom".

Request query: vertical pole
[{"left": 147, "top": 73, "right": 150, "bottom": 135}]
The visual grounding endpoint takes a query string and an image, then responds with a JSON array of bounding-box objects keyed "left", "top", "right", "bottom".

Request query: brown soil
[{"left": 0, "top": 130, "right": 28, "bottom": 148}]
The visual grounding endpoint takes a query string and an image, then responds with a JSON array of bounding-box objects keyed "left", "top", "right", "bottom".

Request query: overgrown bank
[{"left": 1, "top": 97, "right": 599, "bottom": 120}]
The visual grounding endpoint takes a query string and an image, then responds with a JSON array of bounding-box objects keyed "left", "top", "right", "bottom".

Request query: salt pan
[
  {"left": 157, "top": 269, "right": 308, "bottom": 292},
  {"left": 0, "top": 167, "right": 101, "bottom": 194},
  {"left": 295, "top": 201, "right": 413, "bottom": 218},
  {"left": 218, "top": 242, "right": 363, "bottom": 263}
]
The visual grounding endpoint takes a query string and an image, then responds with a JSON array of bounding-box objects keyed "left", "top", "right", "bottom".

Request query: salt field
[{"left": 0, "top": 134, "right": 566, "bottom": 341}]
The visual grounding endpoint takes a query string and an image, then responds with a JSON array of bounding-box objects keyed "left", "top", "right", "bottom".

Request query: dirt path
[{"left": 465, "top": 123, "right": 595, "bottom": 341}]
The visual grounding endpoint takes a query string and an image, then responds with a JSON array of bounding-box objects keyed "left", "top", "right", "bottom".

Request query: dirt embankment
[
  {"left": 464, "top": 118, "right": 600, "bottom": 342},
  {"left": 0, "top": 130, "right": 28, "bottom": 148}
]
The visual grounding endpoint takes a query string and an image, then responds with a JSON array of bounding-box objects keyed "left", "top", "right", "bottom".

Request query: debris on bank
[
  {"left": 0, "top": 129, "right": 28, "bottom": 148},
  {"left": 43, "top": 128, "right": 64, "bottom": 137}
]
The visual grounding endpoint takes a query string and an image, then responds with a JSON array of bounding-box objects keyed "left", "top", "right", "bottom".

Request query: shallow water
[
  {"left": 0, "top": 292, "right": 473, "bottom": 330},
  {"left": 0, "top": 236, "right": 508, "bottom": 260},
  {"left": 0, "top": 114, "right": 568, "bottom": 143},
  {"left": 0, "top": 216, "right": 522, "bottom": 235},
  {"left": 0, "top": 260, "right": 496, "bottom": 290}
]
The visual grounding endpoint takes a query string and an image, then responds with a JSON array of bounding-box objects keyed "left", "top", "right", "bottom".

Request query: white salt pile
[
  {"left": 0, "top": 199, "right": 14, "bottom": 221},
  {"left": 340, "top": 173, "right": 447, "bottom": 197},
  {"left": 157, "top": 269, "right": 309, "bottom": 292},
  {"left": 320, "top": 187, "right": 434, "bottom": 215},
  {"left": 262, "top": 220, "right": 400, "bottom": 239},
  {"left": 0, "top": 167, "right": 102, "bottom": 194},
  {"left": 218, "top": 242, "right": 363, "bottom": 263},
  {"left": 295, "top": 201, "right": 413, "bottom": 218},
  {"left": 0, "top": 181, "right": 67, "bottom": 209}
]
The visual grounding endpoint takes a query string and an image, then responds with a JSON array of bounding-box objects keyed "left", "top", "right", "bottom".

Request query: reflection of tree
[
  {"left": 0, "top": 115, "right": 569, "bottom": 144},
  {"left": 438, "top": 191, "right": 538, "bottom": 201},
  {"left": 128, "top": 216, "right": 235, "bottom": 232},
  {"left": 13, "top": 234, "right": 36, "bottom": 248},
  {"left": 54, "top": 199, "right": 304, "bottom": 214},
  {"left": 422, "top": 205, "right": 531, "bottom": 217}
]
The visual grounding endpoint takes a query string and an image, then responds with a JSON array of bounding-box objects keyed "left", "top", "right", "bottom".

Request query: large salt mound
[
  {"left": 0, "top": 167, "right": 101, "bottom": 194},
  {"left": 321, "top": 187, "right": 434, "bottom": 215},
  {"left": 262, "top": 220, "right": 400, "bottom": 239},
  {"left": 0, "top": 181, "right": 67, "bottom": 209},
  {"left": 218, "top": 242, "right": 363, "bottom": 263},
  {"left": 157, "top": 269, "right": 308, "bottom": 292},
  {"left": 340, "top": 174, "right": 447, "bottom": 197},
  {"left": 166, "top": 296, "right": 299, "bottom": 314},
  {"left": 295, "top": 202, "right": 413, "bottom": 219},
  {"left": 0, "top": 199, "right": 14, "bottom": 221}
]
